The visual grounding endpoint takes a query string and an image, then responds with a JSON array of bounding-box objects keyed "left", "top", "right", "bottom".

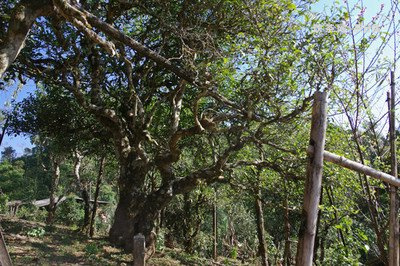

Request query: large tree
[{"left": 0, "top": 0, "right": 337, "bottom": 253}]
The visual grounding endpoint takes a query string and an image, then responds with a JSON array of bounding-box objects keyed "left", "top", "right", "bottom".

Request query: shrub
[
  {"left": 26, "top": 227, "right": 45, "bottom": 238},
  {"left": 230, "top": 247, "right": 238, "bottom": 260},
  {"left": 55, "top": 197, "right": 84, "bottom": 227},
  {"left": 18, "top": 203, "right": 38, "bottom": 220},
  {"left": 0, "top": 194, "right": 8, "bottom": 214},
  {"left": 84, "top": 242, "right": 100, "bottom": 259}
]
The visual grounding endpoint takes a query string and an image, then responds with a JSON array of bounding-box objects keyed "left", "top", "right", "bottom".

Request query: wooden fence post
[
  {"left": 388, "top": 70, "right": 399, "bottom": 266},
  {"left": 0, "top": 227, "right": 12, "bottom": 266},
  {"left": 133, "top": 233, "right": 145, "bottom": 266},
  {"left": 296, "top": 91, "right": 328, "bottom": 266}
]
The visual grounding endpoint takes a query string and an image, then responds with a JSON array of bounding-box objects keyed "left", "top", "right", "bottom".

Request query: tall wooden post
[
  {"left": 0, "top": 228, "right": 12, "bottom": 266},
  {"left": 296, "top": 91, "right": 328, "bottom": 266},
  {"left": 388, "top": 70, "right": 399, "bottom": 266},
  {"left": 133, "top": 234, "right": 145, "bottom": 266}
]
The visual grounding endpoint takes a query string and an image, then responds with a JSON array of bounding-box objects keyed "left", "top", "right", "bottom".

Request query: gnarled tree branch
[{"left": 0, "top": 0, "right": 53, "bottom": 78}]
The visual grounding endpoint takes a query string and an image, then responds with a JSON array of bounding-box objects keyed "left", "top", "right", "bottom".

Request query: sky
[
  {"left": 312, "top": 0, "right": 399, "bottom": 133},
  {"left": 0, "top": 81, "right": 36, "bottom": 156},
  {"left": 0, "top": 0, "right": 398, "bottom": 157}
]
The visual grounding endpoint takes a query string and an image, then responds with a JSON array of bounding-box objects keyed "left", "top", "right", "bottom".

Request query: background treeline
[{"left": 0, "top": 118, "right": 395, "bottom": 265}]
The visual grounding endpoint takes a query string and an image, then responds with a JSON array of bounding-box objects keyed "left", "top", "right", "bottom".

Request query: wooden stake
[
  {"left": 133, "top": 234, "right": 145, "bottom": 266},
  {"left": 0, "top": 227, "right": 12, "bottom": 266},
  {"left": 296, "top": 91, "right": 328, "bottom": 266},
  {"left": 388, "top": 70, "right": 399, "bottom": 266}
]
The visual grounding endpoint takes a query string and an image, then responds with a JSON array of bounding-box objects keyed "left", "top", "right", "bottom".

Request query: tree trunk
[
  {"left": 182, "top": 193, "right": 200, "bottom": 254},
  {"left": 110, "top": 190, "right": 170, "bottom": 256},
  {"left": 109, "top": 150, "right": 223, "bottom": 256},
  {"left": 109, "top": 157, "right": 172, "bottom": 257},
  {"left": 73, "top": 151, "right": 91, "bottom": 233},
  {"left": 255, "top": 190, "right": 268, "bottom": 266},
  {"left": 81, "top": 188, "right": 91, "bottom": 233},
  {"left": 90, "top": 155, "right": 106, "bottom": 237},
  {"left": 213, "top": 193, "right": 218, "bottom": 261},
  {"left": 46, "top": 158, "right": 61, "bottom": 224},
  {"left": 326, "top": 185, "right": 346, "bottom": 247},
  {"left": 283, "top": 190, "right": 291, "bottom": 266},
  {"left": 109, "top": 158, "right": 146, "bottom": 249},
  {"left": 388, "top": 71, "right": 399, "bottom": 266}
]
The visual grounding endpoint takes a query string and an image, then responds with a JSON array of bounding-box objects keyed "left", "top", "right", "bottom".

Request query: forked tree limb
[{"left": 0, "top": 0, "right": 53, "bottom": 78}]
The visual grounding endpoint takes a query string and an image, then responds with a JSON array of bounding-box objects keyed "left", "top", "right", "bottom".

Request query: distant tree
[
  {"left": 0, "top": 160, "right": 31, "bottom": 200},
  {"left": 1, "top": 146, "right": 16, "bottom": 162},
  {"left": 23, "top": 148, "right": 32, "bottom": 156}
]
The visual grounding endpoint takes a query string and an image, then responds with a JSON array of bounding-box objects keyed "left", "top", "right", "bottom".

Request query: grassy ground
[{"left": 0, "top": 216, "right": 250, "bottom": 265}]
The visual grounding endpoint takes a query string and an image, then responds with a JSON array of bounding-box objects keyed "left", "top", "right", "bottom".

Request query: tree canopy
[{"left": 1, "top": 0, "right": 399, "bottom": 265}]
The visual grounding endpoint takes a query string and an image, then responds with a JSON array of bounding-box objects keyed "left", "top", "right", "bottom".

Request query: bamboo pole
[
  {"left": 307, "top": 148, "right": 400, "bottom": 187},
  {"left": 296, "top": 91, "right": 328, "bottom": 266},
  {"left": 388, "top": 70, "right": 399, "bottom": 266}
]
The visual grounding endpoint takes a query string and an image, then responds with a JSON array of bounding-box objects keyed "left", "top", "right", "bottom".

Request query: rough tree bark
[
  {"left": 108, "top": 153, "right": 181, "bottom": 256},
  {"left": 109, "top": 156, "right": 149, "bottom": 251}
]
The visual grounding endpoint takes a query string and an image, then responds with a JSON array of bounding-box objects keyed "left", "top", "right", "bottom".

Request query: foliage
[
  {"left": 26, "top": 227, "right": 46, "bottom": 238},
  {"left": 0, "top": 159, "right": 32, "bottom": 200},
  {"left": 0, "top": 193, "right": 8, "bottom": 213},
  {"left": 1, "top": 146, "right": 16, "bottom": 162},
  {"left": 84, "top": 242, "right": 100, "bottom": 259},
  {"left": 55, "top": 197, "right": 85, "bottom": 228},
  {"left": 0, "top": 0, "right": 399, "bottom": 264}
]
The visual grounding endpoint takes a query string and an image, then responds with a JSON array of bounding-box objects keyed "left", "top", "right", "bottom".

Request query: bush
[
  {"left": 55, "top": 197, "right": 84, "bottom": 227},
  {"left": 26, "top": 227, "right": 46, "bottom": 238},
  {"left": 0, "top": 194, "right": 8, "bottom": 214},
  {"left": 17, "top": 204, "right": 47, "bottom": 222},
  {"left": 18, "top": 204, "right": 39, "bottom": 220},
  {"left": 230, "top": 247, "right": 238, "bottom": 260},
  {"left": 84, "top": 242, "right": 100, "bottom": 259}
]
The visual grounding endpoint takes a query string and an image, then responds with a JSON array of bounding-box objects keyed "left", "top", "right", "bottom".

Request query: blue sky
[
  {"left": 0, "top": 0, "right": 397, "bottom": 156},
  {"left": 1, "top": 81, "right": 36, "bottom": 156}
]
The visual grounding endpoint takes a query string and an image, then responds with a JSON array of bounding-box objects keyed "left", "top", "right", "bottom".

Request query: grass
[
  {"left": 1, "top": 216, "right": 132, "bottom": 265},
  {"left": 0, "top": 216, "right": 254, "bottom": 265}
]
